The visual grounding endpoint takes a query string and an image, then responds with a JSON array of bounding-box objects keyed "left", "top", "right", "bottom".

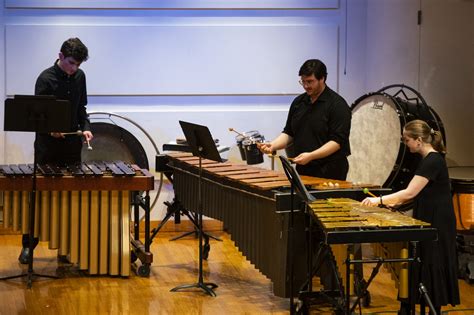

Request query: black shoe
[
  {"left": 18, "top": 247, "right": 30, "bottom": 264},
  {"left": 398, "top": 302, "right": 411, "bottom": 315},
  {"left": 57, "top": 255, "right": 71, "bottom": 264}
]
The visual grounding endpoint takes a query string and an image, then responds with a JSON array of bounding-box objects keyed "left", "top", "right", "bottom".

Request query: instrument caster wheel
[
  {"left": 203, "top": 243, "right": 210, "bottom": 260},
  {"left": 137, "top": 265, "right": 150, "bottom": 277},
  {"left": 362, "top": 291, "right": 371, "bottom": 307},
  {"left": 131, "top": 251, "right": 138, "bottom": 263}
]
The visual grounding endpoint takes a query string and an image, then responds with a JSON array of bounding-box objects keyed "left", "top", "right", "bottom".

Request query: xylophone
[
  {"left": 308, "top": 198, "right": 436, "bottom": 313},
  {"left": 163, "top": 152, "right": 390, "bottom": 298},
  {"left": 0, "top": 161, "right": 154, "bottom": 277}
]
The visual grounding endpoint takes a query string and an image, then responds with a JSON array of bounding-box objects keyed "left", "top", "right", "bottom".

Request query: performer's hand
[
  {"left": 82, "top": 130, "right": 93, "bottom": 142},
  {"left": 257, "top": 142, "right": 273, "bottom": 154},
  {"left": 292, "top": 152, "right": 313, "bottom": 165},
  {"left": 50, "top": 132, "right": 64, "bottom": 138},
  {"left": 361, "top": 197, "right": 378, "bottom": 206}
]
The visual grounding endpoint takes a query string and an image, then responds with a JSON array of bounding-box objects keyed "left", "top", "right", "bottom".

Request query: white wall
[
  {"left": 366, "top": 0, "right": 420, "bottom": 90},
  {"left": 418, "top": 0, "right": 474, "bottom": 166},
  {"left": 365, "top": 0, "right": 473, "bottom": 166},
  {"left": 1, "top": 1, "right": 368, "bottom": 219}
]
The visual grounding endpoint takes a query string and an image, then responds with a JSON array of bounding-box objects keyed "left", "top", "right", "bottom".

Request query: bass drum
[
  {"left": 81, "top": 122, "right": 149, "bottom": 169},
  {"left": 347, "top": 89, "right": 445, "bottom": 192}
]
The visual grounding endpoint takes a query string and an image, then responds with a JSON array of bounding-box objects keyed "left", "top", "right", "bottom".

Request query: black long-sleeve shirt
[
  {"left": 283, "top": 85, "right": 351, "bottom": 178},
  {"left": 35, "top": 60, "right": 90, "bottom": 132},
  {"left": 33, "top": 60, "right": 90, "bottom": 165}
]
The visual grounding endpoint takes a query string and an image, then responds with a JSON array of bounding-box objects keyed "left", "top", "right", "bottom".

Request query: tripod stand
[
  {"left": 150, "top": 199, "right": 216, "bottom": 260},
  {"left": 1, "top": 95, "right": 72, "bottom": 288},
  {"left": 168, "top": 207, "right": 221, "bottom": 243},
  {"left": 170, "top": 121, "right": 220, "bottom": 296},
  {"left": 152, "top": 155, "right": 221, "bottom": 260}
]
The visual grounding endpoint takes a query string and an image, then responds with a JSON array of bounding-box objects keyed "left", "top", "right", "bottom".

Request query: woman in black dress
[{"left": 362, "top": 119, "right": 460, "bottom": 314}]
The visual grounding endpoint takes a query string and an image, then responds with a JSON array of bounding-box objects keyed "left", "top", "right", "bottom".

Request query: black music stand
[
  {"left": 170, "top": 121, "right": 220, "bottom": 297},
  {"left": 279, "top": 156, "right": 315, "bottom": 314},
  {"left": 1, "top": 95, "right": 72, "bottom": 288}
]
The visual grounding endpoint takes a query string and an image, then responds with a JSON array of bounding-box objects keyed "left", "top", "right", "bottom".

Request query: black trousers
[{"left": 22, "top": 133, "right": 82, "bottom": 249}]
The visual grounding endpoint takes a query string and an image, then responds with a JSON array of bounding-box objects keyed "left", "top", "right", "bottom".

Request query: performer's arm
[
  {"left": 258, "top": 133, "right": 292, "bottom": 154},
  {"left": 361, "top": 175, "right": 429, "bottom": 206}
]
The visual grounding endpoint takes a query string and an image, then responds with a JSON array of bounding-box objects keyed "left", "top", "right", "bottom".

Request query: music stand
[
  {"left": 279, "top": 156, "right": 315, "bottom": 314},
  {"left": 170, "top": 121, "right": 220, "bottom": 297},
  {"left": 1, "top": 95, "right": 72, "bottom": 288}
]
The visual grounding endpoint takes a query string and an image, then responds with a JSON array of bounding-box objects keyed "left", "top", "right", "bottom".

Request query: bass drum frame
[
  {"left": 348, "top": 84, "right": 446, "bottom": 193},
  {"left": 81, "top": 112, "right": 162, "bottom": 209},
  {"left": 82, "top": 122, "right": 149, "bottom": 169}
]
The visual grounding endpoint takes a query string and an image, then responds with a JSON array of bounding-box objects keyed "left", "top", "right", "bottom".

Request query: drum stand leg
[
  {"left": 150, "top": 199, "right": 222, "bottom": 251},
  {"left": 0, "top": 160, "right": 58, "bottom": 287},
  {"left": 168, "top": 207, "right": 222, "bottom": 242}
]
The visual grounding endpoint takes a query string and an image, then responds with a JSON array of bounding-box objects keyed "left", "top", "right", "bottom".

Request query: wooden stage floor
[{"left": 0, "top": 231, "right": 473, "bottom": 315}]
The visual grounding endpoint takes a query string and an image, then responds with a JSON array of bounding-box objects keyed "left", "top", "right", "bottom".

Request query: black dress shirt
[
  {"left": 283, "top": 86, "right": 351, "bottom": 179},
  {"left": 35, "top": 60, "right": 90, "bottom": 132},
  {"left": 33, "top": 60, "right": 90, "bottom": 165}
]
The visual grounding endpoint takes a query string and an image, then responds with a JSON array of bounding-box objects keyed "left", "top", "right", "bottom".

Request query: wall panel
[
  {"left": 5, "top": 0, "right": 338, "bottom": 9},
  {"left": 6, "top": 24, "right": 339, "bottom": 96}
]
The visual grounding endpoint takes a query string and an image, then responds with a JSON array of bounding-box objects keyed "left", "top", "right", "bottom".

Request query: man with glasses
[
  {"left": 259, "top": 59, "right": 351, "bottom": 180},
  {"left": 18, "top": 37, "right": 93, "bottom": 264}
]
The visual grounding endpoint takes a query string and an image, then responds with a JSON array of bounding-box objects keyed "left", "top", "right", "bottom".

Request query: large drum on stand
[
  {"left": 81, "top": 112, "right": 162, "bottom": 210},
  {"left": 347, "top": 85, "right": 445, "bottom": 193},
  {"left": 81, "top": 122, "right": 149, "bottom": 169}
]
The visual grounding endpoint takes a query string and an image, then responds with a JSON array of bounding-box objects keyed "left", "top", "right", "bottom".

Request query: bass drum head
[
  {"left": 347, "top": 94, "right": 405, "bottom": 187},
  {"left": 81, "top": 122, "right": 149, "bottom": 169}
]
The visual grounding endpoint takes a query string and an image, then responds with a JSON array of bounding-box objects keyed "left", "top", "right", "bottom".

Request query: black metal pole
[
  {"left": 198, "top": 154, "right": 204, "bottom": 284},
  {"left": 289, "top": 182, "right": 295, "bottom": 314},
  {"left": 26, "top": 152, "right": 38, "bottom": 288}
]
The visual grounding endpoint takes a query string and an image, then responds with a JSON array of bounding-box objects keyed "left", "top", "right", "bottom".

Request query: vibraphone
[
  {"left": 163, "top": 152, "right": 390, "bottom": 298},
  {"left": 308, "top": 198, "right": 437, "bottom": 314},
  {"left": 0, "top": 161, "right": 154, "bottom": 277}
]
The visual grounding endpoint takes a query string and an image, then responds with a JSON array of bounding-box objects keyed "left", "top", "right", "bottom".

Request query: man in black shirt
[
  {"left": 19, "top": 37, "right": 93, "bottom": 264},
  {"left": 259, "top": 59, "right": 351, "bottom": 180},
  {"left": 260, "top": 59, "right": 353, "bottom": 292}
]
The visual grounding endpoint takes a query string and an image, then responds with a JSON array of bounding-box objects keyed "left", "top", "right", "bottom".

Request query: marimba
[
  {"left": 163, "top": 152, "right": 389, "bottom": 298},
  {"left": 308, "top": 198, "right": 436, "bottom": 314},
  {"left": 0, "top": 161, "right": 154, "bottom": 277}
]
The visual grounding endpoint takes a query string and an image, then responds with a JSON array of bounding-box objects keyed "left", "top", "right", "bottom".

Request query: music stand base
[
  {"left": 171, "top": 282, "right": 218, "bottom": 297},
  {"left": 0, "top": 272, "right": 59, "bottom": 288}
]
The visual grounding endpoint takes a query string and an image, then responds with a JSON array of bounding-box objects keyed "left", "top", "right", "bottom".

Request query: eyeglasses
[{"left": 298, "top": 79, "right": 316, "bottom": 86}]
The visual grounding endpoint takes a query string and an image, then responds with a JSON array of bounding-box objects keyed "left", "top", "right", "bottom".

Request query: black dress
[{"left": 413, "top": 152, "right": 460, "bottom": 307}]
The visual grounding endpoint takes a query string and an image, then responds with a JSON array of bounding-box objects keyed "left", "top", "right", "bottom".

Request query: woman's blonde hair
[{"left": 403, "top": 119, "right": 446, "bottom": 154}]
